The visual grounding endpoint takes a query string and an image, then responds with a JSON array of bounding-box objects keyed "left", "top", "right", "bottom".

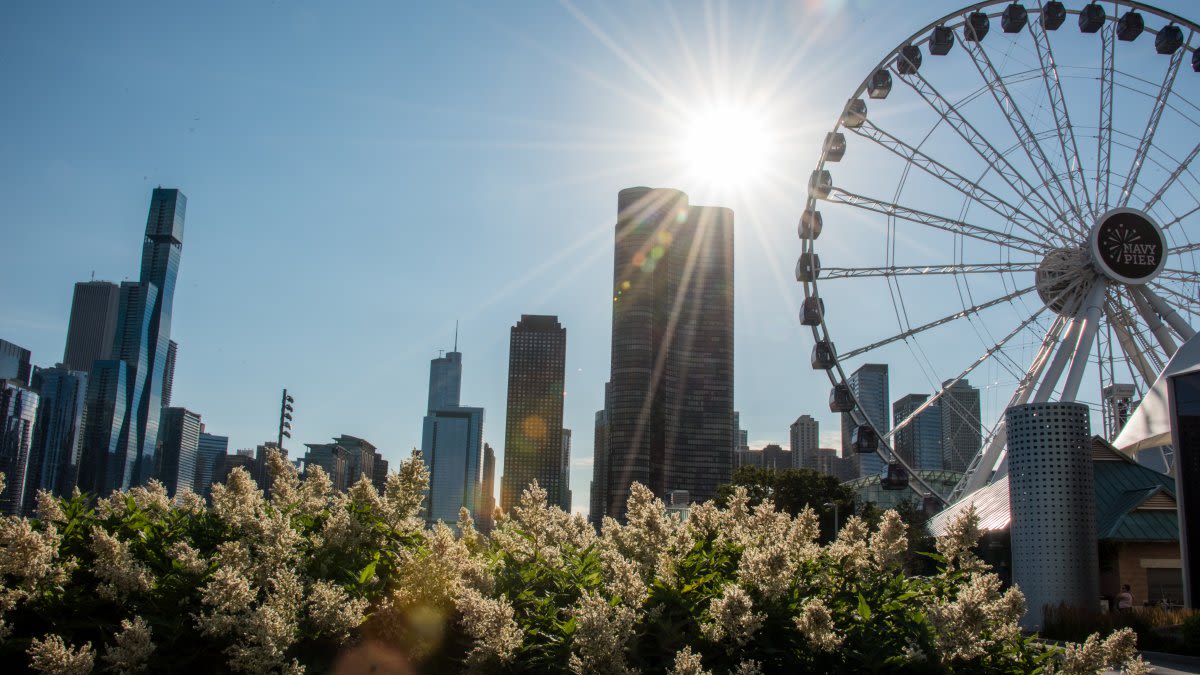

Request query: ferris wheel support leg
[
  {"left": 1130, "top": 288, "right": 1179, "bottom": 357},
  {"left": 1138, "top": 286, "right": 1197, "bottom": 341},
  {"left": 1034, "top": 316, "right": 1084, "bottom": 403},
  {"left": 1060, "top": 280, "right": 1108, "bottom": 402}
]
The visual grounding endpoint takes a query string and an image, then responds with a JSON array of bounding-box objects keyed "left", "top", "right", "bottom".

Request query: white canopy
[{"left": 1113, "top": 331, "right": 1200, "bottom": 456}]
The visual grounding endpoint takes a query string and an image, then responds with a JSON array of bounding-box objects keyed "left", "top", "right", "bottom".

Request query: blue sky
[{"left": 3, "top": 0, "right": 1197, "bottom": 513}]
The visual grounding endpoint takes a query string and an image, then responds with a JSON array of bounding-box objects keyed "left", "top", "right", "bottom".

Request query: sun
[{"left": 678, "top": 104, "right": 774, "bottom": 189}]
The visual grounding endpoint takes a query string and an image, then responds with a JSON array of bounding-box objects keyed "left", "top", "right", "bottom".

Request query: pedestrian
[{"left": 1117, "top": 584, "right": 1133, "bottom": 612}]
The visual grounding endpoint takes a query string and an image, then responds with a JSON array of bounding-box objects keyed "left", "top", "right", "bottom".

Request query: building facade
[
  {"left": 842, "top": 363, "right": 889, "bottom": 478},
  {"left": 26, "top": 366, "right": 89, "bottom": 506},
  {"left": 790, "top": 415, "right": 819, "bottom": 470},
  {"left": 604, "top": 187, "right": 734, "bottom": 521},
  {"left": 424, "top": 407, "right": 485, "bottom": 525},
  {"left": 0, "top": 340, "right": 32, "bottom": 386},
  {"left": 478, "top": 443, "right": 496, "bottom": 532},
  {"left": 893, "top": 393, "right": 943, "bottom": 471},
  {"left": 62, "top": 280, "right": 120, "bottom": 373},
  {"left": 0, "top": 381, "right": 39, "bottom": 515},
  {"left": 940, "top": 379, "right": 982, "bottom": 473},
  {"left": 589, "top": 397, "right": 609, "bottom": 528},
  {"left": 501, "top": 315, "right": 567, "bottom": 510},
  {"left": 156, "top": 407, "right": 201, "bottom": 499},
  {"left": 195, "top": 431, "right": 229, "bottom": 499}
]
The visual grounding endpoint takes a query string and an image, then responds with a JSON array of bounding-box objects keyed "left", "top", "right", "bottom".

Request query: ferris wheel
[{"left": 798, "top": 0, "right": 1200, "bottom": 506}]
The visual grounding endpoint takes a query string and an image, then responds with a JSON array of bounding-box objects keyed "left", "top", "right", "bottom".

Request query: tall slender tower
[
  {"left": 422, "top": 330, "right": 485, "bottom": 526},
  {"left": 501, "top": 315, "right": 567, "bottom": 510},
  {"left": 842, "top": 363, "right": 889, "bottom": 478},
  {"left": 80, "top": 188, "right": 186, "bottom": 495},
  {"left": 62, "top": 281, "right": 120, "bottom": 372},
  {"left": 604, "top": 187, "right": 734, "bottom": 520},
  {"left": 790, "top": 415, "right": 819, "bottom": 470}
]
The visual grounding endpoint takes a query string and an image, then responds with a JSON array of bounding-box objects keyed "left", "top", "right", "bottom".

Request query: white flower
[
  {"left": 169, "top": 541, "right": 208, "bottom": 575},
  {"left": 925, "top": 571, "right": 1024, "bottom": 662},
  {"left": 733, "top": 660, "right": 763, "bottom": 675},
  {"left": 456, "top": 587, "right": 522, "bottom": 673},
  {"left": 127, "top": 481, "right": 171, "bottom": 513},
  {"left": 35, "top": 491, "right": 66, "bottom": 524},
  {"left": 27, "top": 634, "right": 95, "bottom": 675},
  {"left": 935, "top": 505, "right": 984, "bottom": 572},
  {"left": 382, "top": 450, "right": 429, "bottom": 525},
  {"left": 700, "top": 585, "right": 763, "bottom": 646},
  {"left": 794, "top": 598, "right": 843, "bottom": 652},
  {"left": 306, "top": 580, "right": 367, "bottom": 643},
  {"left": 1047, "top": 627, "right": 1142, "bottom": 675},
  {"left": 668, "top": 646, "right": 711, "bottom": 675},
  {"left": 0, "top": 514, "right": 63, "bottom": 588},
  {"left": 177, "top": 490, "right": 207, "bottom": 516},
  {"left": 102, "top": 616, "right": 154, "bottom": 674},
  {"left": 89, "top": 528, "right": 153, "bottom": 601},
  {"left": 210, "top": 468, "right": 265, "bottom": 531},
  {"left": 568, "top": 590, "right": 637, "bottom": 674},
  {"left": 870, "top": 510, "right": 908, "bottom": 571}
]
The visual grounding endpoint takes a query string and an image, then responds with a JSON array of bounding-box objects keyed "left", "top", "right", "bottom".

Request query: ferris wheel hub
[{"left": 1089, "top": 207, "right": 1167, "bottom": 286}]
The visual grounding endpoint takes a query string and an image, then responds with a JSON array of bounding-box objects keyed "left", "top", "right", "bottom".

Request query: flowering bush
[{"left": 0, "top": 454, "right": 1146, "bottom": 674}]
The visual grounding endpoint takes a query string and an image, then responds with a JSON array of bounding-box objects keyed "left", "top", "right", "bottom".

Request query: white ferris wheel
[{"left": 798, "top": 0, "right": 1200, "bottom": 506}]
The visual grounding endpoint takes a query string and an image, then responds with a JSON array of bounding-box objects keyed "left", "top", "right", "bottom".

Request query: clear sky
[{"left": 3, "top": 0, "right": 1197, "bottom": 514}]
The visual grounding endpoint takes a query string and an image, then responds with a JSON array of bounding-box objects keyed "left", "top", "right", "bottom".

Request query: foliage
[
  {"left": 716, "top": 466, "right": 853, "bottom": 541},
  {"left": 1043, "top": 604, "right": 1200, "bottom": 656},
  {"left": 0, "top": 457, "right": 1147, "bottom": 674}
]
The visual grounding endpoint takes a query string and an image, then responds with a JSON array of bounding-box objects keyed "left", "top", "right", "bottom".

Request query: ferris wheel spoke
[
  {"left": 1169, "top": 241, "right": 1200, "bottom": 257},
  {"left": 1027, "top": 15, "right": 1093, "bottom": 218},
  {"left": 1143, "top": 142, "right": 1200, "bottom": 213},
  {"left": 1162, "top": 203, "right": 1200, "bottom": 231},
  {"left": 1156, "top": 268, "right": 1200, "bottom": 285},
  {"left": 1117, "top": 36, "right": 1189, "bottom": 208},
  {"left": 826, "top": 188, "right": 1044, "bottom": 253},
  {"left": 885, "top": 302, "right": 1051, "bottom": 447},
  {"left": 1127, "top": 286, "right": 1179, "bottom": 358},
  {"left": 848, "top": 121, "right": 1054, "bottom": 247},
  {"left": 959, "top": 29, "right": 1087, "bottom": 233},
  {"left": 1105, "top": 299, "right": 1161, "bottom": 386},
  {"left": 819, "top": 262, "right": 1037, "bottom": 279},
  {"left": 838, "top": 285, "right": 1035, "bottom": 361},
  {"left": 1137, "top": 285, "right": 1198, "bottom": 341},
  {"left": 1098, "top": 21, "right": 1115, "bottom": 213},
  {"left": 1147, "top": 281, "right": 1200, "bottom": 319},
  {"left": 893, "top": 67, "right": 1076, "bottom": 244}
]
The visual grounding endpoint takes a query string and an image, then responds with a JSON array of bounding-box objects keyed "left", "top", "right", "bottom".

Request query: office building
[
  {"left": 604, "top": 188, "right": 734, "bottom": 521},
  {"left": 0, "top": 340, "right": 32, "bottom": 386},
  {"left": 560, "top": 428, "right": 572, "bottom": 511},
  {"left": 589, "top": 397, "right": 609, "bottom": 528},
  {"left": 25, "top": 366, "right": 88, "bottom": 507},
  {"left": 78, "top": 360, "right": 128, "bottom": 496},
  {"left": 372, "top": 455, "right": 389, "bottom": 494},
  {"left": 735, "top": 443, "right": 791, "bottom": 471},
  {"left": 80, "top": 188, "right": 187, "bottom": 495},
  {"left": 303, "top": 443, "right": 347, "bottom": 489},
  {"left": 0, "top": 380, "right": 39, "bottom": 515},
  {"left": 893, "top": 393, "right": 943, "bottom": 471},
  {"left": 421, "top": 336, "right": 486, "bottom": 526},
  {"left": 62, "top": 280, "right": 120, "bottom": 372},
  {"left": 941, "top": 379, "right": 982, "bottom": 473},
  {"left": 427, "top": 349, "right": 463, "bottom": 412},
  {"left": 156, "top": 407, "right": 201, "bottom": 499},
  {"left": 842, "top": 363, "right": 889, "bottom": 478},
  {"left": 790, "top": 415, "right": 819, "bottom": 470},
  {"left": 501, "top": 315, "right": 567, "bottom": 510},
  {"left": 478, "top": 443, "right": 496, "bottom": 532},
  {"left": 195, "top": 431, "right": 229, "bottom": 498}
]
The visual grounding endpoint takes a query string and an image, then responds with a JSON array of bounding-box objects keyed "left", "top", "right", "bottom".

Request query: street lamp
[
  {"left": 278, "top": 389, "right": 294, "bottom": 450},
  {"left": 824, "top": 501, "right": 841, "bottom": 537}
]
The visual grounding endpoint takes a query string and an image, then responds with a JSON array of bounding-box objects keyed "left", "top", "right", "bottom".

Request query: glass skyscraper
[
  {"left": 62, "top": 280, "right": 120, "bottom": 373},
  {"left": 501, "top": 315, "right": 567, "bottom": 510},
  {"left": 80, "top": 188, "right": 186, "bottom": 496},
  {"left": 195, "top": 431, "right": 229, "bottom": 499},
  {"left": 940, "top": 379, "right": 982, "bottom": 473},
  {"left": 26, "top": 366, "right": 89, "bottom": 506},
  {"left": 842, "top": 363, "right": 889, "bottom": 478},
  {"left": 0, "top": 381, "right": 40, "bottom": 516},
  {"left": 421, "top": 343, "right": 485, "bottom": 526},
  {"left": 892, "top": 393, "right": 943, "bottom": 471},
  {"left": 156, "top": 407, "right": 201, "bottom": 499}
]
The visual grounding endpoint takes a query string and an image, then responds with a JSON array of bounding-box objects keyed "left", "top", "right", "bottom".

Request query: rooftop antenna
[{"left": 454, "top": 320, "right": 459, "bottom": 352}]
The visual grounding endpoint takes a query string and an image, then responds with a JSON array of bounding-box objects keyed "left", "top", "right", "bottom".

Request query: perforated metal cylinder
[{"left": 1006, "top": 402, "right": 1098, "bottom": 630}]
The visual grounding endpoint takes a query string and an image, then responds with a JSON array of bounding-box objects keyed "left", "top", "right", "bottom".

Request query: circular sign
[{"left": 1090, "top": 208, "right": 1167, "bottom": 285}]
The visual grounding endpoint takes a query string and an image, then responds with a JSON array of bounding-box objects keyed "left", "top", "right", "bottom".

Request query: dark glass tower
[
  {"left": 80, "top": 188, "right": 186, "bottom": 496},
  {"left": 604, "top": 188, "right": 734, "bottom": 521},
  {"left": 500, "top": 315, "right": 567, "bottom": 510},
  {"left": 62, "top": 280, "right": 120, "bottom": 372}
]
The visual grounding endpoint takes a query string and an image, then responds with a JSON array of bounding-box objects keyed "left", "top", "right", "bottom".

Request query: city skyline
[{"left": 5, "top": 1, "right": 1196, "bottom": 514}]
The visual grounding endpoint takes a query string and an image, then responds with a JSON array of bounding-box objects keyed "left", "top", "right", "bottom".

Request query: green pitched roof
[{"left": 1092, "top": 448, "right": 1177, "bottom": 542}]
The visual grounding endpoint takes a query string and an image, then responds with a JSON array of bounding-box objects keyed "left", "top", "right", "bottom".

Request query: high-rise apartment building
[
  {"left": 790, "top": 415, "right": 819, "bottom": 470},
  {"left": 589, "top": 395, "right": 609, "bottom": 528},
  {"left": 603, "top": 188, "right": 734, "bottom": 521},
  {"left": 842, "top": 363, "right": 889, "bottom": 478},
  {"left": 25, "top": 366, "right": 89, "bottom": 507},
  {"left": 940, "top": 379, "right": 982, "bottom": 472},
  {"left": 893, "top": 393, "right": 943, "bottom": 471},
  {"left": 80, "top": 188, "right": 187, "bottom": 496},
  {"left": 0, "top": 340, "right": 33, "bottom": 386},
  {"left": 195, "top": 431, "right": 229, "bottom": 499},
  {"left": 156, "top": 407, "right": 201, "bottom": 499},
  {"left": 501, "top": 315, "right": 567, "bottom": 510},
  {"left": 0, "top": 380, "right": 39, "bottom": 515},
  {"left": 62, "top": 281, "right": 120, "bottom": 372}
]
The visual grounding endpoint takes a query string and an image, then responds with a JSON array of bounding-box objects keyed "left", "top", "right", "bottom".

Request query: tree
[{"left": 716, "top": 466, "right": 853, "bottom": 542}]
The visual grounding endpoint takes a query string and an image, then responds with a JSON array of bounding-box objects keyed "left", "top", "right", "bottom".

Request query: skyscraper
[
  {"left": 0, "top": 380, "right": 39, "bottom": 515},
  {"left": 421, "top": 335, "right": 486, "bottom": 526},
  {"left": 162, "top": 340, "right": 177, "bottom": 408},
  {"left": 842, "top": 363, "right": 889, "bottom": 478},
  {"left": 589, "top": 390, "right": 609, "bottom": 528},
  {"left": 62, "top": 280, "right": 120, "bottom": 373},
  {"left": 478, "top": 443, "right": 496, "bottom": 532},
  {"left": 790, "top": 415, "right": 819, "bottom": 470},
  {"left": 940, "top": 379, "right": 982, "bottom": 473},
  {"left": 604, "top": 187, "right": 734, "bottom": 521},
  {"left": 560, "top": 428, "right": 572, "bottom": 511},
  {"left": 893, "top": 393, "right": 943, "bottom": 471},
  {"left": 79, "top": 188, "right": 187, "bottom": 496},
  {"left": 501, "top": 314, "right": 567, "bottom": 510},
  {"left": 0, "top": 339, "right": 32, "bottom": 386},
  {"left": 195, "top": 431, "right": 229, "bottom": 499},
  {"left": 26, "top": 366, "right": 89, "bottom": 507},
  {"left": 427, "top": 350, "right": 463, "bottom": 412},
  {"left": 156, "top": 407, "right": 201, "bottom": 499}
]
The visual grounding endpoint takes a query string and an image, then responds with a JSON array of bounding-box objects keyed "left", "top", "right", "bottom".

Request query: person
[{"left": 1117, "top": 584, "right": 1133, "bottom": 612}]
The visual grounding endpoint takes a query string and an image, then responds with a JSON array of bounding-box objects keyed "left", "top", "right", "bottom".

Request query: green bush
[{"left": 0, "top": 455, "right": 1147, "bottom": 674}]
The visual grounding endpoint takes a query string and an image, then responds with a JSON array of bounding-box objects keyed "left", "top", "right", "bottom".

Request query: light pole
[
  {"left": 278, "top": 389, "right": 294, "bottom": 451},
  {"left": 824, "top": 501, "right": 840, "bottom": 537}
]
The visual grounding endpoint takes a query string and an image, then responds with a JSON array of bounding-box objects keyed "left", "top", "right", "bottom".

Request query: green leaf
[
  {"left": 357, "top": 559, "right": 378, "bottom": 585},
  {"left": 857, "top": 593, "right": 872, "bottom": 620}
]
